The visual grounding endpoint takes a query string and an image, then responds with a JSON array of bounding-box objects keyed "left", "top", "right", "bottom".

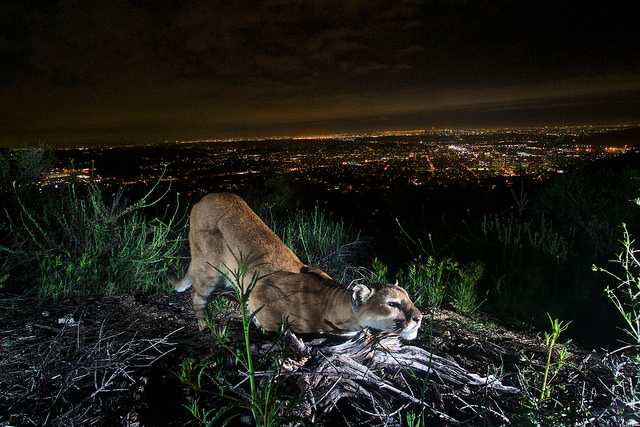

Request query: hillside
[
  {"left": 1, "top": 291, "right": 637, "bottom": 425},
  {"left": 576, "top": 126, "right": 640, "bottom": 147}
]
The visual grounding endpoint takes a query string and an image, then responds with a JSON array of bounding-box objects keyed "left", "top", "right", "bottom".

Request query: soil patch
[{"left": 0, "top": 293, "right": 636, "bottom": 425}]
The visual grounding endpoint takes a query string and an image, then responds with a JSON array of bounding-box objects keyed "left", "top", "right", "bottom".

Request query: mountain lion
[{"left": 168, "top": 193, "right": 422, "bottom": 340}]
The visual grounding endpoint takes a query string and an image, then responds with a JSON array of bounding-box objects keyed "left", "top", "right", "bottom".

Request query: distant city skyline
[
  {"left": 1, "top": 1, "right": 638, "bottom": 148},
  {"left": 44, "top": 126, "right": 635, "bottom": 200},
  {"left": 12, "top": 123, "right": 640, "bottom": 150}
]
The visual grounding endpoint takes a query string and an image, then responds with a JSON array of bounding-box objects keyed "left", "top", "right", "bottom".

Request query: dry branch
[
  {"left": 1, "top": 320, "right": 183, "bottom": 426},
  {"left": 250, "top": 328, "right": 519, "bottom": 424}
]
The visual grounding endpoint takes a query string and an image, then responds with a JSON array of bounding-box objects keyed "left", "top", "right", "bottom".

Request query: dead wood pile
[{"left": 253, "top": 329, "right": 519, "bottom": 424}]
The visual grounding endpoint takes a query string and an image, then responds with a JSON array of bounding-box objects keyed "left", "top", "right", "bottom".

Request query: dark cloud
[{"left": 1, "top": 0, "right": 638, "bottom": 146}]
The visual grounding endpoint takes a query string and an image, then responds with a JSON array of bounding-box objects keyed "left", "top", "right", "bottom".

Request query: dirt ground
[
  {"left": 0, "top": 291, "right": 203, "bottom": 426},
  {"left": 0, "top": 291, "right": 636, "bottom": 426}
]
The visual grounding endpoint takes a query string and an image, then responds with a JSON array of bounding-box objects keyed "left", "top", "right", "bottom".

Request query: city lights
[{"left": 48, "top": 125, "right": 636, "bottom": 195}]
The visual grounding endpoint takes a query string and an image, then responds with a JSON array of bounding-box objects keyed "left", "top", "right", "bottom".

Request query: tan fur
[{"left": 168, "top": 193, "right": 422, "bottom": 339}]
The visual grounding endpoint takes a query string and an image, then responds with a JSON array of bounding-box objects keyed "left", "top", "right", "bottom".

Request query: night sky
[{"left": 1, "top": 1, "right": 639, "bottom": 147}]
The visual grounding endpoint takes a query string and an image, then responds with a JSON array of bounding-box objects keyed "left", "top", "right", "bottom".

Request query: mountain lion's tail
[{"left": 168, "top": 264, "right": 193, "bottom": 292}]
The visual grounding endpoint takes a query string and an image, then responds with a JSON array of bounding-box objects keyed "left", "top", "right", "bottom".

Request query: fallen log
[{"left": 251, "top": 328, "right": 519, "bottom": 424}]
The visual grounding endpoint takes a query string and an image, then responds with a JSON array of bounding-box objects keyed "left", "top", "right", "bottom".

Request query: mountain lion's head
[{"left": 350, "top": 281, "right": 422, "bottom": 340}]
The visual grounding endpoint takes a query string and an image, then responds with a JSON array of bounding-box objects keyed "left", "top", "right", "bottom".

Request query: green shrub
[
  {"left": 463, "top": 162, "right": 640, "bottom": 340},
  {"left": 481, "top": 212, "right": 573, "bottom": 261},
  {"left": 12, "top": 178, "right": 186, "bottom": 299},
  {"left": 0, "top": 146, "right": 55, "bottom": 188},
  {"left": 535, "top": 164, "right": 640, "bottom": 257},
  {"left": 369, "top": 257, "right": 389, "bottom": 283},
  {"left": 492, "top": 275, "right": 512, "bottom": 316},
  {"left": 449, "top": 261, "right": 486, "bottom": 316},
  {"left": 264, "top": 202, "right": 366, "bottom": 278},
  {"left": 401, "top": 255, "right": 486, "bottom": 316},
  {"left": 397, "top": 220, "right": 485, "bottom": 315},
  {"left": 460, "top": 185, "right": 588, "bottom": 329},
  {"left": 406, "top": 256, "right": 459, "bottom": 309},
  {"left": 514, "top": 314, "right": 576, "bottom": 425},
  {"left": 595, "top": 222, "right": 640, "bottom": 346}
]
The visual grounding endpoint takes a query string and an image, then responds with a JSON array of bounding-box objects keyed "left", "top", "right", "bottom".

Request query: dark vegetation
[{"left": 1, "top": 145, "right": 639, "bottom": 425}]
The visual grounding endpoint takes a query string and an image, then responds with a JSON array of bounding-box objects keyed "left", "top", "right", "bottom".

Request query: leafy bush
[
  {"left": 449, "top": 261, "right": 486, "bottom": 316},
  {"left": 263, "top": 202, "right": 367, "bottom": 278},
  {"left": 475, "top": 200, "right": 575, "bottom": 320},
  {"left": 534, "top": 162, "right": 640, "bottom": 257},
  {"left": 481, "top": 211, "right": 573, "bottom": 261},
  {"left": 8, "top": 173, "right": 186, "bottom": 298},
  {"left": 0, "top": 146, "right": 55, "bottom": 188},
  {"left": 406, "top": 256, "right": 458, "bottom": 309},
  {"left": 595, "top": 222, "right": 640, "bottom": 347},
  {"left": 396, "top": 219, "right": 485, "bottom": 315},
  {"left": 369, "top": 257, "right": 389, "bottom": 283},
  {"left": 404, "top": 256, "right": 485, "bottom": 315},
  {"left": 464, "top": 176, "right": 636, "bottom": 336},
  {"left": 514, "top": 314, "right": 577, "bottom": 425}
]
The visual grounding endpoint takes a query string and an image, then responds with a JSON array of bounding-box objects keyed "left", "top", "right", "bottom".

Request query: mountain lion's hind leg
[
  {"left": 191, "top": 287, "right": 210, "bottom": 331},
  {"left": 191, "top": 278, "right": 221, "bottom": 330}
]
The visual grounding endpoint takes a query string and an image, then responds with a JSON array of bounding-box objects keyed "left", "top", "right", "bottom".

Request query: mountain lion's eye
[{"left": 387, "top": 301, "right": 399, "bottom": 308}]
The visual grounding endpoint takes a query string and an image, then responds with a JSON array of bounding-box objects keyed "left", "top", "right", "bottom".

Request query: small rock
[{"left": 58, "top": 315, "right": 80, "bottom": 326}]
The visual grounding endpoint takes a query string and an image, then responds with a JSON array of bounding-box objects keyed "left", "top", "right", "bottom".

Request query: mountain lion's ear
[{"left": 351, "top": 284, "right": 371, "bottom": 307}]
